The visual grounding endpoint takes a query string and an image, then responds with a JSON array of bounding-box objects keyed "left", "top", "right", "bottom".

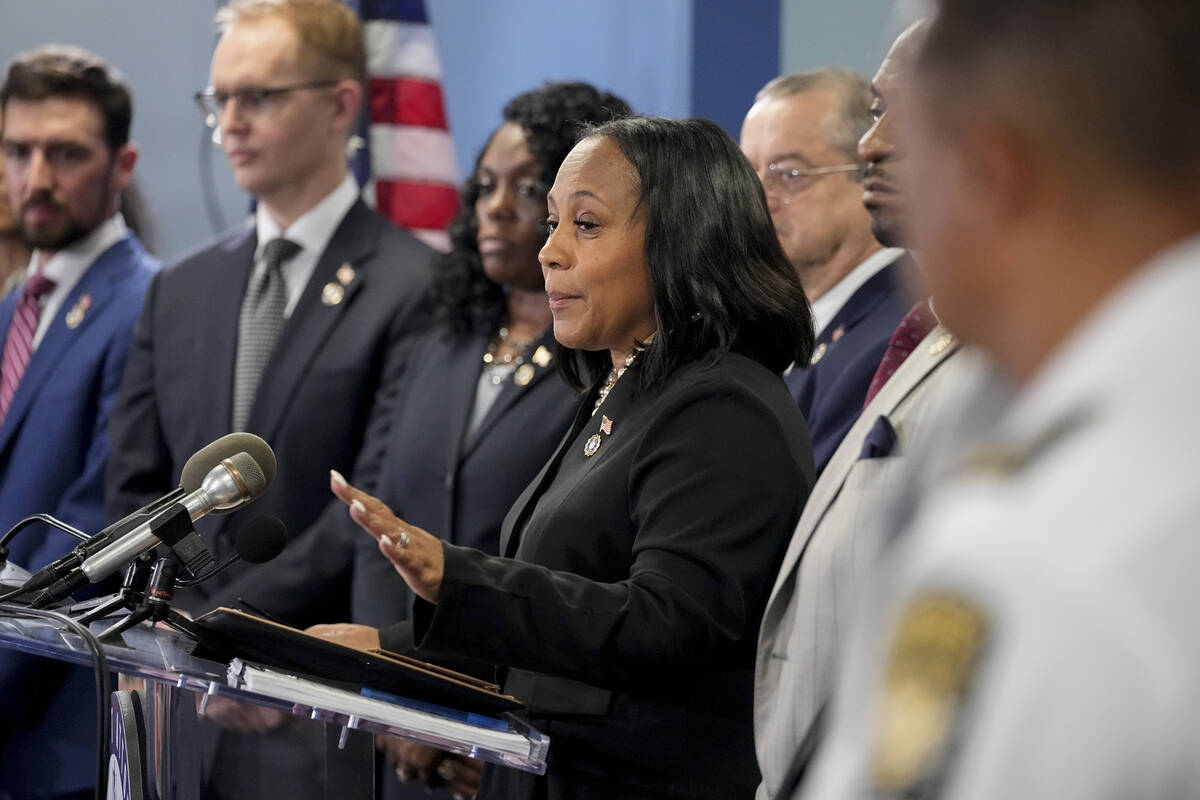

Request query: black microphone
[
  {"left": 20, "top": 433, "right": 276, "bottom": 594},
  {"left": 175, "top": 516, "right": 287, "bottom": 587},
  {"left": 29, "top": 452, "right": 272, "bottom": 607}
]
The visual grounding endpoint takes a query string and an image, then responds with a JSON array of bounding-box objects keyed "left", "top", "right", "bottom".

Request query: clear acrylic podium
[{"left": 0, "top": 609, "right": 549, "bottom": 799}]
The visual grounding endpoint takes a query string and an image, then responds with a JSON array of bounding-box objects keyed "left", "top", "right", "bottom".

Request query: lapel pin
[
  {"left": 336, "top": 263, "right": 356, "bottom": 287},
  {"left": 583, "top": 433, "right": 602, "bottom": 457},
  {"left": 514, "top": 363, "right": 535, "bottom": 387},
  {"left": 65, "top": 294, "right": 92, "bottom": 329},
  {"left": 809, "top": 342, "right": 827, "bottom": 365},
  {"left": 600, "top": 415, "right": 613, "bottom": 435},
  {"left": 321, "top": 282, "right": 345, "bottom": 306},
  {"left": 928, "top": 332, "right": 955, "bottom": 356},
  {"left": 531, "top": 345, "right": 552, "bottom": 367},
  {"left": 831, "top": 324, "right": 846, "bottom": 343}
]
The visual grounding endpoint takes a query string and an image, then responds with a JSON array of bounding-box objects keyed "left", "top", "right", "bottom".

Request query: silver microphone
[{"left": 81, "top": 452, "right": 270, "bottom": 584}]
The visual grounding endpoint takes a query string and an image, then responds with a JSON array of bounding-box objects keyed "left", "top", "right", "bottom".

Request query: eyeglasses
[
  {"left": 761, "top": 162, "right": 863, "bottom": 203},
  {"left": 193, "top": 79, "right": 339, "bottom": 127}
]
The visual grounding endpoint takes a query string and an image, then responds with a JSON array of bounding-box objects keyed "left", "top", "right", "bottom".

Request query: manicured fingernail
[
  {"left": 330, "top": 469, "right": 347, "bottom": 488},
  {"left": 351, "top": 499, "right": 366, "bottom": 514},
  {"left": 380, "top": 535, "right": 394, "bottom": 548}
]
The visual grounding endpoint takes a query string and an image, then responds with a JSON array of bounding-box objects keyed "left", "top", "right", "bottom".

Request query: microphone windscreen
[
  {"left": 234, "top": 516, "right": 287, "bottom": 564},
  {"left": 181, "top": 433, "right": 277, "bottom": 495}
]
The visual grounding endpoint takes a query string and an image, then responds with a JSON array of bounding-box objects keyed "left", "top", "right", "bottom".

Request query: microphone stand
[
  {"left": 73, "top": 554, "right": 155, "bottom": 626},
  {"left": 97, "top": 557, "right": 207, "bottom": 644}
]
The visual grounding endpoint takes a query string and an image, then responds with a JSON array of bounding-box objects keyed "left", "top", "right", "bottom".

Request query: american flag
[{"left": 351, "top": 0, "right": 459, "bottom": 251}]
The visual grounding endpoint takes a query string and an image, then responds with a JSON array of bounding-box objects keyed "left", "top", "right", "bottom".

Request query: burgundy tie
[
  {"left": 0, "top": 272, "right": 57, "bottom": 424},
  {"left": 863, "top": 299, "right": 936, "bottom": 408}
]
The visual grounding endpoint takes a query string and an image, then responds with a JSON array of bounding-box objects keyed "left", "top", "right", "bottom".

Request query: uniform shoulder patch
[{"left": 871, "top": 591, "right": 989, "bottom": 795}]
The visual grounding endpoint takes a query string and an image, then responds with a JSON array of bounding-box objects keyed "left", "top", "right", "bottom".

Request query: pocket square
[{"left": 860, "top": 415, "right": 899, "bottom": 460}]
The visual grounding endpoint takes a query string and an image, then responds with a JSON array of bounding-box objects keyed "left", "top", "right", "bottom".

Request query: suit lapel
[
  {"left": 0, "top": 237, "right": 136, "bottom": 454},
  {"left": 461, "top": 329, "right": 558, "bottom": 458},
  {"left": 766, "top": 325, "right": 961, "bottom": 607},
  {"left": 246, "top": 201, "right": 376, "bottom": 441},
  {"left": 205, "top": 226, "right": 256, "bottom": 435},
  {"left": 438, "top": 331, "right": 487, "bottom": 483},
  {"left": 499, "top": 377, "right": 594, "bottom": 558}
]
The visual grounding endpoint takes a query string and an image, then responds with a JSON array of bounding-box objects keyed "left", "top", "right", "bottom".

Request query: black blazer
[
  {"left": 203, "top": 325, "right": 579, "bottom": 635},
  {"left": 786, "top": 257, "right": 911, "bottom": 473},
  {"left": 410, "top": 352, "right": 815, "bottom": 800},
  {"left": 105, "top": 200, "right": 434, "bottom": 613}
]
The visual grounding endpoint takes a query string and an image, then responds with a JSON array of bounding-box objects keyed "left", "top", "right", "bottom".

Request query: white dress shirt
[
  {"left": 28, "top": 212, "right": 127, "bottom": 349},
  {"left": 251, "top": 173, "right": 358, "bottom": 316}
]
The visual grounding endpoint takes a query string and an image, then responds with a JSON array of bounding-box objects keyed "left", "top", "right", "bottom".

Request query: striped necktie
[
  {"left": 0, "top": 272, "right": 57, "bottom": 425},
  {"left": 232, "top": 238, "right": 301, "bottom": 431}
]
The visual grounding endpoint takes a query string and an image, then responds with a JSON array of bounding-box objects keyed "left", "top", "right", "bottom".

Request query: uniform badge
[
  {"left": 514, "top": 363, "right": 535, "bottom": 387},
  {"left": 321, "top": 282, "right": 345, "bottom": 306},
  {"left": 336, "top": 263, "right": 356, "bottom": 287},
  {"left": 583, "top": 433, "right": 602, "bottom": 457},
  {"left": 871, "top": 592, "right": 989, "bottom": 795},
  {"left": 928, "top": 332, "right": 955, "bottom": 356},
  {"left": 809, "top": 342, "right": 827, "bottom": 365},
  {"left": 65, "top": 294, "right": 92, "bottom": 329},
  {"left": 531, "top": 345, "right": 552, "bottom": 368}
]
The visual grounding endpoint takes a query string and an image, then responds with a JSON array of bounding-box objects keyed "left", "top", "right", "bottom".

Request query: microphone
[
  {"left": 175, "top": 516, "right": 287, "bottom": 587},
  {"left": 81, "top": 452, "right": 269, "bottom": 583},
  {"left": 29, "top": 452, "right": 271, "bottom": 607},
  {"left": 179, "top": 432, "right": 277, "bottom": 508},
  {"left": 19, "top": 433, "right": 276, "bottom": 594}
]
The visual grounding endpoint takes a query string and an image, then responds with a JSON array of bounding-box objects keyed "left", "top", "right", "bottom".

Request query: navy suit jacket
[
  {"left": 785, "top": 257, "right": 910, "bottom": 474},
  {"left": 105, "top": 200, "right": 435, "bottom": 617},
  {"left": 0, "top": 233, "right": 158, "bottom": 798}
]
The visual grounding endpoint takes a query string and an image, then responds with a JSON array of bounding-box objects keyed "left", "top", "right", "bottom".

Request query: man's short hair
[
  {"left": 216, "top": 0, "right": 367, "bottom": 88},
  {"left": 920, "top": 0, "right": 1200, "bottom": 195},
  {"left": 754, "top": 68, "right": 873, "bottom": 164},
  {"left": 0, "top": 45, "right": 132, "bottom": 153}
]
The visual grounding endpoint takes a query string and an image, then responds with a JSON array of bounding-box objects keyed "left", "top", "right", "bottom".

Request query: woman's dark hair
[
  {"left": 431, "top": 82, "right": 632, "bottom": 334},
  {"left": 558, "top": 116, "right": 815, "bottom": 390}
]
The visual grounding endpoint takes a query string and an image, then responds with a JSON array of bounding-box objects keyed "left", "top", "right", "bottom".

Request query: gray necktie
[{"left": 232, "top": 237, "right": 301, "bottom": 430}]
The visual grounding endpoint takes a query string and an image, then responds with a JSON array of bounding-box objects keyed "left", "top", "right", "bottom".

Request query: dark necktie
[
  {"left": 233, "top": 237, "right": 301, "bottom": 430},
  {"left": 863, "top": 299, "right": 936, "bottom": 408},
  {"left": 0, "top": 272, "right": 57, "bottom": 425}
]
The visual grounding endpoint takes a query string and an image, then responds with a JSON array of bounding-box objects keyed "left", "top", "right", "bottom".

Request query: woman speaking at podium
[{"left": 331, "top": 117, "right": 815, "bottom": 800}]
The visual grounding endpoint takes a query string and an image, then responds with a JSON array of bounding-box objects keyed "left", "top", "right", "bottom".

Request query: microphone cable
[{"left": 0, "top": 601, "right": 110, "bottom": 800}]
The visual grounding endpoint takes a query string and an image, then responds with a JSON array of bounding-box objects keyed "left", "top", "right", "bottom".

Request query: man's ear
[
  {"left": 329, "top": 78, "right": 364, "bottom": 139},
  {"left": 110, "top": 142, "right": 138, "bottom": 196}
]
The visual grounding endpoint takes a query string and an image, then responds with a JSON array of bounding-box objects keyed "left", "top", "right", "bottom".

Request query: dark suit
[
  {"left": 0, "top": 233, "right": 158, "bottom": 799},
  {"left": 106, "top": 200, "right": 434, "bottom": 615},
  {"left": 205, "top": 327, "right": 577, "bottom": 637},
  {"left": 104, "top": 200, "right": 433, "bottom": 800},
  {"left": 408, "top": 352, "right": 815, "bottom": 800},
  {"left": 786, "top": 257, "right": 910, "bottom": 474}
]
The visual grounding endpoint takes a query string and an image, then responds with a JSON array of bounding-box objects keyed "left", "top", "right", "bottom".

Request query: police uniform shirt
[{"left": 799, "top": 232, "right": 1200, "bottom": 800}]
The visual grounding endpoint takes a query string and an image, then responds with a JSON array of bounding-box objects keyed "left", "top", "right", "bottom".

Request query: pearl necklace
[{"left": 593, "top": 350, "right": 639, "bottom": 414}]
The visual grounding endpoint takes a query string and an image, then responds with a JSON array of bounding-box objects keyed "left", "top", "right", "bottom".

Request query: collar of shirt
[
  {"left": 28, "top": 212, "right": 127, "bottom": 350},
  {"left": 252, "top": 172, "right": 359, "bottom": 317},
  {"left": 809, "top": 247, "right": 906, "bottom": 336}
]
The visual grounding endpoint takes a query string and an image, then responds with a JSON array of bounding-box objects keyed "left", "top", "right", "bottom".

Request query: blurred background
[{"left": 0, "top": 0, "right": 921, "bottom": 259}]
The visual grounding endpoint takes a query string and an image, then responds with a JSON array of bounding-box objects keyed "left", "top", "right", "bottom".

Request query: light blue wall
[
  {"left": 779, "top": 0, "right": 927, "bottom": 83},
  {"left": 428, "top": 0, "right": 693, "bottom": 179}
]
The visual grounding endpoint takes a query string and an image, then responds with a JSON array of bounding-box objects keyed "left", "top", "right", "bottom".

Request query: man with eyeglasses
[
  {"left": 105, "top": 1, "right": 434, "bottom": 796},
  {"left": 741, "top": 69, "right": 910, "bottom": 473},
  {"left": 0, "top": 44, "right": 158, "bottom": 800}
]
